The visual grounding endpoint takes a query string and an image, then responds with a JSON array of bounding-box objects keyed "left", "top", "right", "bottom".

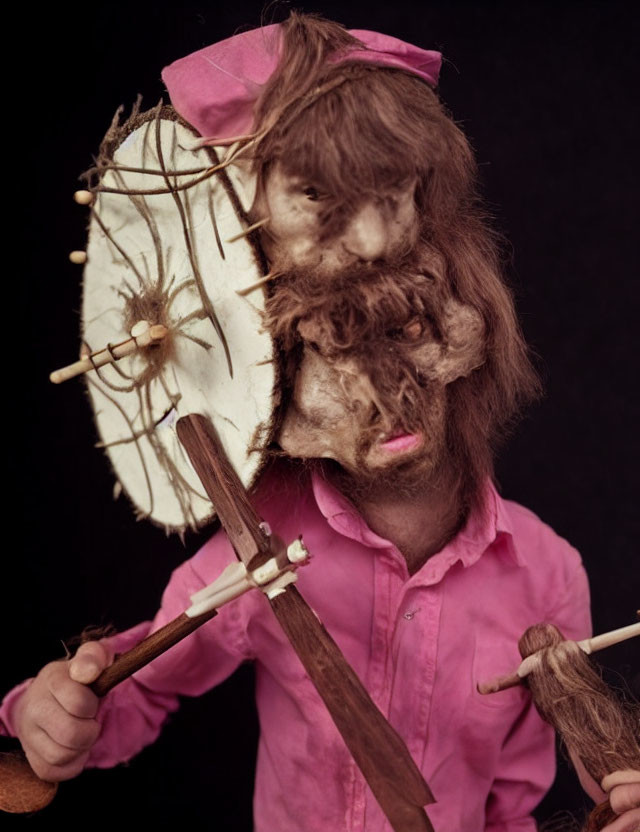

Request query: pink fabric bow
[{"left": 162, "top": 24, "right": 442, "bottom": 143}]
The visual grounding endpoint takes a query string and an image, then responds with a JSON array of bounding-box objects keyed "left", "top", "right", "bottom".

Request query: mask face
[
  {"left": 253, "top": 161, "right": 486, "bottom": 487},
  {"left": 252, "top": 164, "right": 420, "bottom": 278}
]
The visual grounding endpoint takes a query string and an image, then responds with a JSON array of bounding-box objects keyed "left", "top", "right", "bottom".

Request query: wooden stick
[
  {"left": 577, "top": 622, "right": 640, "bottom": 654},
  {"left": 93, "top": 547, "right": 307, "bottom": 694},
  {"left": 225, "top": 217, "right": 269, "bottom": 243},
  {"left": 91, "top": 609, "right": 218, "bottom": 697},
  {"left": 176, "top": 415, "right": 435, "bottom": 832},
  {"left": 49, "top": 324, "right": 168, "bottom": 384},
  {"left": 236, "top": 272, "right": 281, "bottom": 297},
  {"left": 478, "top": 621, "right": 640, "bottom": 694},
  {"left": 176, "top": 415, "right": 272, "bottom": 569}
]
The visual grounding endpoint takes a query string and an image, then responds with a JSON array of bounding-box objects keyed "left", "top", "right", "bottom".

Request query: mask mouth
[
  {"left": 378, "top": 430, "right": 423, "bottom": 455},
  {"left": 360, "top": 421, "right": 426, "bottom": 465}
]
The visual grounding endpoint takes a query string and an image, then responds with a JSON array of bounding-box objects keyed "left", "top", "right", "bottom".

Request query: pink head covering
[{"left": 162, "top": 24, "right": 442, "bottom": 143}]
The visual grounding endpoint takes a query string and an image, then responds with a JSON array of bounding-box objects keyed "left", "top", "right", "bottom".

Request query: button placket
[
  {"left": 388, "top": 584, "right": 443, "bottom": 770},
  {"left": 415, "top": 588, "right": 442, "bottom": 763},
  {"left": 348, "top": 552, "right": 398, "bottom": 830}
]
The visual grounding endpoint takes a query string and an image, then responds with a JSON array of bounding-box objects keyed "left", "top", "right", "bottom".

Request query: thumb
[
  {"left": 568, "top": 746, "right": 607, "bottom": 803},
  {"left": 68, "top": 640, "right": 114, "bottom": 685},
  {"left": 601, "top": 770, "right": 640, "bottom": 794}
]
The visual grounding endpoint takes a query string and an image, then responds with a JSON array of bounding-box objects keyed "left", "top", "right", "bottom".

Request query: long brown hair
[{"left": 252, "top": 13, "right": 541, "bottom": 503}]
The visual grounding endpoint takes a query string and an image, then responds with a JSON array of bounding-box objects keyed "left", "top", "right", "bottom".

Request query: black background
[{"left": 3, "top": 1, "right": 638, "bottom": 829}]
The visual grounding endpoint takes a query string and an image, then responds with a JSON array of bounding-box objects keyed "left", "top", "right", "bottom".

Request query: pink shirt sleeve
[
  {"left": 0, "top": 679, "right": 33, "bottom": 737},
  {"left": 87, "top": 531, "right": 251, "bottom": 767},
  {"left": 484, "top": 544, "right": 592, "bottom": 830},
  {"left": 0, "top": 529, "right": 251, "bottom": 769}
]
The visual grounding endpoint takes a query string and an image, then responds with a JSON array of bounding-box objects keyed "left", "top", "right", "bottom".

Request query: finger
[
  {"left": 29, "top": 693, "right": 101, "bottom": 750},
  {"left": 23, "top": 743, "right": 90, "bottom": 783},
  {"left": 48, "top": 668, "right": 100, "bottom": 718},
  {"left": 602, "top": 770, "right": 640, "bottom": 792},
  {"left": 29, "top": 726, "right": 92, "bottom": 768},
  {"left": 39, "top": 713, "right": 101, "bottom": 752},
  {"left": 68, "top": 641, "right": 113, "bottom": 684},
  {"left": 600, "top": 807, "right": 640, "bottom": 832},
  {"left": 26, "top": 687, "right": 68, "bottom": 732},
  {"left": 609, "top": 783, "right": 640, "bottom": 815}
]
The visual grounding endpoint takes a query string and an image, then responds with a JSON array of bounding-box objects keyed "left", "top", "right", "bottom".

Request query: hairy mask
[{"left": 248, "top": 14, "right": 540, "bottom": 506}]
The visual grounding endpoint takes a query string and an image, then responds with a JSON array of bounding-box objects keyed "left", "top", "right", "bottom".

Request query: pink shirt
[{"left": 1, "top": 470, "right": 591, "bottom": 831}]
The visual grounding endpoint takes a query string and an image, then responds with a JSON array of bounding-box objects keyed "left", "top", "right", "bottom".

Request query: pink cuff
[{"left": 0, "top": 678, "right": 33, "bottom": 737}]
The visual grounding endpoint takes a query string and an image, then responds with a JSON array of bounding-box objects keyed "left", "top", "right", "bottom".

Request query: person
[{"left": 1, "top": 13, "right": 638, "bottom": 832}]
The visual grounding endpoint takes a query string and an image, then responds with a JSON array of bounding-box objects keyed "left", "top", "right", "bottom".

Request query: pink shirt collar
[{"left": 310, "top": 470, "right": 524, "bottom": 580}]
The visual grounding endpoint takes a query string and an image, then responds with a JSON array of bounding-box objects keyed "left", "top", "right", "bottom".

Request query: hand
[
  {"left": 600, "top": 770, "right": 640, "bottom": 832},
  {"left": 13, "top": 641, "right": 113, "bottom": 782}
]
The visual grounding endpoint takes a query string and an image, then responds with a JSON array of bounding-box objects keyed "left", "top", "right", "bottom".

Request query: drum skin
[{"left": 82, "top": 106, "right": 277, "bottom": 532}]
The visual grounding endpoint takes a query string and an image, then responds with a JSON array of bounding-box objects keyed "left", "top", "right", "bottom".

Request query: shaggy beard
[
  {"left": 318, "top": 428, "right": 472, "bottom": 522},
  {"left": 264, "top": 237, "right": 446, "bottom": 361},
  {"left": 265, "top": 242, "right": 459, "bottom": 495},
  {"left": 348, "top": 389, "right": 450, "bottom": 496},
  {"left": 332, "top": 450, "right": 448, "bottom": 502}
]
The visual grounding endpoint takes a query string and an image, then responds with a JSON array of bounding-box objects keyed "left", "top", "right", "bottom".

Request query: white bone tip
[
  {"left": 264, "top": 571, "right": 298, "bottom": 599},
  {"left": 287, "top": 539, "right": 309, "bottom": 564},
  {"left": 69, "top": 250, "right": 87, "bottom": 264},
  {"left": 130, "top": 320, "right": 151, "bottom": 338},
  {"left": 74, "top": 190, "right": 94, "bottom": 205}
]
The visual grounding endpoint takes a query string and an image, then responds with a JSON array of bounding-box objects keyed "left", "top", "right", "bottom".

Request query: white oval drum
[{"left": 81, "top": 105, "right": 277, "bottom": 532}]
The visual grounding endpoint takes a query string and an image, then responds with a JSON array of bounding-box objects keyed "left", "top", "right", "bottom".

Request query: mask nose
[{"left": 342, "top": 202, "right": 389, "bottom": 262}]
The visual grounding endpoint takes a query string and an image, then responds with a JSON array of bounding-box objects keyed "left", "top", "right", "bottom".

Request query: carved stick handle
[
  {"left": 176, "top": 414, "right": 272, "bottom": 569},
  {"left": 91, "top": 609, "right": 218, "bottom": 697}
]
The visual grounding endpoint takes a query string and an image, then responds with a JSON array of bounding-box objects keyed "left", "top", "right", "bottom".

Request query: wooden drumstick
[
  {"left": 50, "top": 322, "right": 168, "bottom": 384},
  {"left": 477, "top": 621, "right": 640, "bottom": 694}
]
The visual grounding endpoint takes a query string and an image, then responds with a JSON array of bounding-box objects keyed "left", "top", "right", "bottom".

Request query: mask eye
[
  {"left": 302, "top": 186, "right": 324, "bottom": 201},
  {"left": 386, "top": 318, "right": 428, "bottom": 343},
  {"left": 403, "top": 318, "right": 424, "bottom": 341}
]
